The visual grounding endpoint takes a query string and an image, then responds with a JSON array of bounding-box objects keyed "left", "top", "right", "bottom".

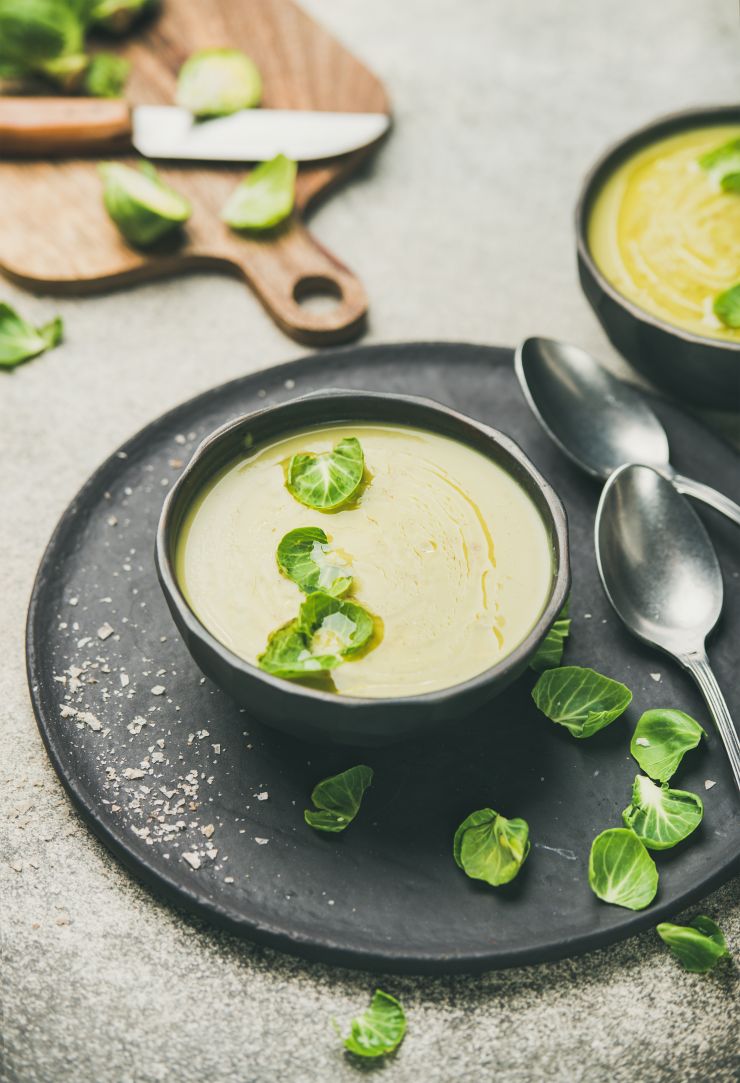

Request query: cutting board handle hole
[{"left": 293, "top": 275, "right": 343, "bottom": 315}]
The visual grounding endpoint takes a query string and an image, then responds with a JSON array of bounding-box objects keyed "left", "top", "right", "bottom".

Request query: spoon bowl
[
  {"left": 596, "top": 464, "right": 722, "bottom": 655},
  {"left": 596, "top": 464, "right": 740, "bottom": 793},
  {"left": 516, "top": 337, "right": 669, "bottom": 479},
  {"left": 515, "top": 337, "right": 740, "bottom": 527}
]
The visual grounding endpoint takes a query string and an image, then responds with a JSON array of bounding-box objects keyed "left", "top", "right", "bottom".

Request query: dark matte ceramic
[
  {"left": 576, "top": 104, "right": 740, "bottom": 410},
  {"left": 156, "top": 389, "right": 570, "bottom": 746}
]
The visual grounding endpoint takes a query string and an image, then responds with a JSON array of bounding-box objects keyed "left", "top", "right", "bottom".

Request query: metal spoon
[
  {"left": 596, "top": 463, "right": 740, "bottom": 793},
  {"left": 515, "top": 337, "right": 740, "bottom": 527}
]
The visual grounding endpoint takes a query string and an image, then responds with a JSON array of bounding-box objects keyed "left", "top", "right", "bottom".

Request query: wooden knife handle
[{"left": 0, "top": 98, "right": 132, "bottom": 157}]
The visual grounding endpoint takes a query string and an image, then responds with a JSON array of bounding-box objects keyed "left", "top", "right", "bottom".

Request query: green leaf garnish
[
  {"left": 258, "top": 592, "right": 374, "bottom": 680},
  {"left": 342, "top": 989, "right": 407, "bottom": 1059},
  {"left": 84, "top": 51, "right": 130, "bottom": 97},
  {"left": 531, "top": 665, "right": 632, "bottom": 738},
  {"left": 588, "top": 828, "right": 658, "bottom": 910},
  {"left": 298, "top": 590, "right": 373, "bottom": 656},
  {"left": 713, "top": 283, "right": 740, "bottom": 329},
  {"left": 630, "top": 708, "right": 705, "bottom": 783},
  {"left": 698, "top": 137, "right": 740, "bottom": 192},
  {"left": 257, "top": 619, "right": 342, "bottom": 679},
  {"left": 622, "top": 774, "right": 703, "bottom": 850},
  {"left": 0, "top": 302, "right": 62, "bottom": 369},
  {"left": 286, "top": 436, "right": 364, "bottom": 511},
  {"left": 656, "top": 916, "right": 729, "bottom": 973},
  {"left": 176, "top": 47, "right": 261, "bottom": 119},
  {"left": 221, "top": 154, "right": 296, "bottom": 232},
  {"left": 304, "top": 764, "right": 373, "bottom": 832},
  {"left": 529, "top": 600, "right": 571, "bottom": 672},
  {"left": 453, "top": 809, "right": 530, "bottom": 886},
  {"left": 99, "top": 161, "right": 192, "bottom": 248},
  {"left": 276, "top": 527, "right": 352, "bottom": 597}
]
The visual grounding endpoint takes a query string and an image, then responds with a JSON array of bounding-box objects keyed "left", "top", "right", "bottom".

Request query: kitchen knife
[{"left": 0, "top": 98, "right": 390, "bottom": 161}]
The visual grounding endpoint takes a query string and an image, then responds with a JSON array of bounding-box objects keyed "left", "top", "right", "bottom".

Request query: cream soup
[
  {"left": 588, "top": 126, "right": 740, "bottom": 342},
  {"left": 176, "top": 424, "right": 553, "bottom": 698}
]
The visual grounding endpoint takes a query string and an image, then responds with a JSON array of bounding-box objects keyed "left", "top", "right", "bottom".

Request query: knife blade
[
  {"left": 133, "top": 106, "right": 389, "bottom": 162},
  {"left": 0, "top": 98, "right": 390, "bottom": 162}
]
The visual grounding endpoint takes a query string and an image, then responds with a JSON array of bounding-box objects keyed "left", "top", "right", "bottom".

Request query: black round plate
[{"left": 26, "top": 343, "right": 740, "bottom": 975}]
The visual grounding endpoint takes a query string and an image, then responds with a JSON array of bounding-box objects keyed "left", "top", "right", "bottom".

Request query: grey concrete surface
[{"left": 1, "top": 2, "right": 739, "bottom": 1081}]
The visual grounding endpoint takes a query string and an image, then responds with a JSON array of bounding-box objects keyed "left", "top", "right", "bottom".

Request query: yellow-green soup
[
  {"left": 176, "top": 424, "right": 554, "bottom": 698},
  {"left": 588, "top": 125, "right": 740, "bottom": 342}
]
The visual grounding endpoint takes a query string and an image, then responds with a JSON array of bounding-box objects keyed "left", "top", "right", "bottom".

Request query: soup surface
[
  {"left": 176, "top": 423, "right": 554, "bottom": 698},
  {"left": 588, "top": 125, "right": 740, "bottom": 342}
]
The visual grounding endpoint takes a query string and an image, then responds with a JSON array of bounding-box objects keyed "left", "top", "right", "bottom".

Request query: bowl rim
[
  {"left": 155, "top": 387, "right": 570, "bottom": 714},
  {"left": 575, "top": 102, "right": 740, "bottom": 353}
]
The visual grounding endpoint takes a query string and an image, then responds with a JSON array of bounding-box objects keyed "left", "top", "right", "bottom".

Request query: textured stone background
[{"left": 1, "top": 2, "right": 739, "bottom": 1081}]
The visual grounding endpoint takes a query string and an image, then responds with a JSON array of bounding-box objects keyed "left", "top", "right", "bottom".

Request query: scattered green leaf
[
  {"left": 453, "top": 808, "right": 530, "bottom": 886},
  {"left": 84, "top": 50, "right": 130, "bottom": 96},
  {"left": 221, "top": 154, "right": 296, "bottom": 232},
  {"left": 276, "top": 527, "right": 352, "bottom": 597},
  {"left": 698, "top": 137, "right": 740, "bottom": 192},
  {"left": 656, "top": 915, "right": 729, "bottom": 973},
  {"left": 286, "top": 436, "right": 364, "bottom": 511},
  {"left": 622, "top": 774, "right": 703, "bottom": 850},
  {"left": 99, "top": 161, "right": 192, "bottom": 247},
  {"left": 298, "top": 590, "right": 374, "bottom": 657},
  {"left": 588, "top": 827, "right": 658, "bottom": 910},
  {"left": 630, "top": 708, "right": 705, "bottom": 783},
  {"left": 304, "top": 764, "right": 373, "bottom": 832},
  {"left": 0, "top": 302, "right": 62, "bottom": 369},
  {"left": 714, "top": 283, "right": 740, "bottom": 330},
  {"left": 342, "top": 989, "right": 406, "bottom": 1059},
  {"left": 176, "top": 47, "right": 261, "bottom": 118},
  {"left": 257, "top": 619, "right": 342, "bottom": 680},
  {"left": 531, "top": 665, "right": 632, "bottom": 738},
  {"left": 529, "top": 599, "right": 571, "bottom": 672}
]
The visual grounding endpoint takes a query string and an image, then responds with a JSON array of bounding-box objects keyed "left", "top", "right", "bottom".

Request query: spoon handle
[
  {"left": 673, "top": 474, "right": 740, "bottom": 528},
  {"left": 682, "top": 652, "right": 740, "bottom": 794}
]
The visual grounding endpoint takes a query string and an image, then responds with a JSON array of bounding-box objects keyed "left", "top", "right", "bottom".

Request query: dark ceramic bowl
[
  {"left": 156, "top": 389, "right": 570, "bottom": 746},
  {"left": 576, "top": 104, "right": 740, "bottom": 410}
]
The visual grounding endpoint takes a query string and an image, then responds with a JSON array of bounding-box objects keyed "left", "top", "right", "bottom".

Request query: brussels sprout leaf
[
  {"left": 714, "top": 283, "right": 740, "bottom": 330},
  {"left": 453, "top": 808, "right": 530, "bottom": 886},
  {"left": 286, "top": 436, "right": 364, "bottom": 511},
  {"left": 529, "top": 600, "right": 571, "bottom": 672},
  {"left": 176, "top": 47, "right": 261, "bottom": 118},
  {"left": 221, "top": 154, "right": 296, "bottom": 232},
  {"left": 622, "top": 774, "right": 703, "bottom": 850},
  {"left": 588, "top": 828, "right": 658, "bottom": 910},
  {"left": 276, "top": 527, "right": 352, "bottom": 597},
  {"left": 342, "top": 989, "right": 406, "bottom": 1058},
  {"left": 630, "top": 708, "right": 705, "bottom": 782},
  {"left": 257, "top": 619, "right": 342, "bottom": 680},
  {"left": 304, "top": 764, "right": 373, "bottom": 833},
  {"left": 656, "top": 916, "right": 729, "bottom": 973},
  {"left": 84, "top": 51, "right": 130, "bottom": 97},
  {"left": 298, "top": 590, "right": 373, "bottom": 657},
  {"left": 698, "top": 137, "right": 740, "bottom": 192},
  {"left": 532, "top": 665, "right": 632, "bottom": 738},
  {"left": 259, "top": 592, "right": 374, "bottom": 680},
  {"left": 99, "top": 161, "right": 191, "bottom": 247},
  {"left": 0, "top": 302, "right": 62, "bottom": 369}
]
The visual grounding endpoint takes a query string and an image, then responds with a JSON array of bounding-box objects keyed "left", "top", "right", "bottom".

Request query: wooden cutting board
[{"left": 0, "top": 0, "right": 390, "bottom": 344}]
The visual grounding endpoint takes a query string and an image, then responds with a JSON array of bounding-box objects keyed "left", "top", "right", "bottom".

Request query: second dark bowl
[
  {"left": 576, "top": 104, "right": 740, "bottom": 410},
  {"left": 155, "top": 389, "right": 570, "bottom": 746}
]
